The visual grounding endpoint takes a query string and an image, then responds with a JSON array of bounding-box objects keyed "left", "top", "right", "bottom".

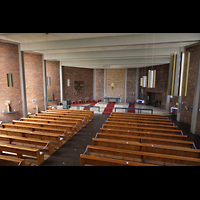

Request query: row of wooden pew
[
  {"left": 80, "top": 112, "right": 200, "bottom": 166},
  {"left": 0, "top": 109, "right": 94, "bottom": 166}
]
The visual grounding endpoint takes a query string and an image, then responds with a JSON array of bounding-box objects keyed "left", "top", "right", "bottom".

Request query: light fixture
[
  {"left": 167, "top": 51, "right": 190, "bottom": 96},
  {"left": 47, "top": 77, "right": 51, "bottom": 86},
  {"left": 148, "top": 70, "right": 156, "bottom": 88},
  {"left": 142, "top": 76, "right": 147, "bottom": 87},
  {"left": 140, "top": 77, "right": 143, "bottom": 86},
  {"left": 67, "top": 79, "right": 70, "bottom": 87}
]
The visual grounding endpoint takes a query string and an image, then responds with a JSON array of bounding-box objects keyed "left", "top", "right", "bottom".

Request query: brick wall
[
  {"left": 0, "top": 41, "right": 23, "bottom": 122},
  {"left": 127, "top": 68, "right": 137, "bottom": 103},
  {"left": 24, "top": 53, "right": 44, "bottom": 113},
  {"left": 180, "top": 45, "right": 200, "bottom": 126},
  {"left": 106, "top": 69, "right": 125, "bottom": 102},
  {"left": 63, "top": 66, "right": 93, "bottom": 101},
  {"left": 139, "top": 64, "right": 169, "bottom": 109},
  {"left": 96, "top": 69, "right": 104, "bottom": 101},
  {"left": 46, "top": 60, "right": 60, "bottom": 106}
]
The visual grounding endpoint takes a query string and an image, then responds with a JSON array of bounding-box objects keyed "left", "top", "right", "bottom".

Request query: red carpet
[
  {"left": 83, "top": 102, "right": 97, "bottom": 110},
  {"left": 102, "top": 102, "right": 115, "bottom": 114},
  {"left": 128, "top": 103, "right": 135, "bottom": 113}
]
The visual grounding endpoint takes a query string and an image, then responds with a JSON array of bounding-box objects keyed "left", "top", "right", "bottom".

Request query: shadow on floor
[{"left": 168, "top": 114, "right": 200, "bottom": 149}]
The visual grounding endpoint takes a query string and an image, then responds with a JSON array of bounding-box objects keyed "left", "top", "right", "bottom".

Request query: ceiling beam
[
  {"left": 21, "top": 33, "right": 200, "bottom": 51},
  {"left": 43, "top": 47, "right": 177, "bottom": 61},
  {"left": 61, "top": 57, "right": 169, "bottom": 67}
]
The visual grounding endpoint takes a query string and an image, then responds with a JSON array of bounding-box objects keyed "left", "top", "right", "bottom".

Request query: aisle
[{"left": 40, "top": 113, "right": 109, "bottom": 166}]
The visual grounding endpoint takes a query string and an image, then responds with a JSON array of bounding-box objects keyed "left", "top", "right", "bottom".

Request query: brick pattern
[
  {"left": 139, "top": 64, "right": 169, "bottom": 109},
  {"left": 63, "top": 66, "right": 93, "bottom": 101},
  {"left": 126, "top": 68, "right": 136, "bottom": 103},
  {"left": 180, "top": 45, "right": 200, "bottom": 126},
  {"left": 46, "top": 60, "right": 60, "bottom": 106},
  {"left": 0, "top": 42, "right": 23, "bottom": 122},
  {"left": 24, "top": 53, "right": 44, "bottom": 114},
  {"left": 106, "top": 69, "right": 125, "bottom": 103},
  {"left": 96, "top": 69, "right": 104, "bottom": 101}
]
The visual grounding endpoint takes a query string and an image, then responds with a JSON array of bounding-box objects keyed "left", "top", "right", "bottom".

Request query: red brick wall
[
  {"left": 96, "top": 69, "right": 104, "bottom": 101},
  {"left": 0, "top": 41, "right": 23, "bottom": 122},
  {"left": 63, "top": 66, "right": 93, "bottom": 101},
  {"left": 24, "top": 53, "right": 44, "bottom": 113},
  {"left": 46, "top": 61, "right": 60, "bottom": 106},
  {"left": 139, "top": 64, "right": 169, "bottom": 109},
  {"left": 127, "top": 68, "right": 137, "bottom": 103},
  {"left": 180, "top": 45, "right": 200, "bottom": 126}
]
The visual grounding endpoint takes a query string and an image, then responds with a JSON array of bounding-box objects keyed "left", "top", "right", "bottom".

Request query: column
[
  {"left": 125, "top": 68, "right": 127, "bottom": 103},
  {"left": 190, "top": 47, "right": 200, "bottom": 134},
  {"left": 93, "top": 69, "right": 96, "bottom": 101},
  {"left": 135, "top": 68, "right": 139, "bottom": 102},
  {"left": 18, "top": 44, "right": 28, "bottom": 118},
  {"left": 60, "top": 62, "right": 63, "bottom": 103},
  {"left": 43, "top": 57, "right": 47, "bottom": 111},
  {"left": 104, "top": 69, "right": 106, "bottom": 98}
]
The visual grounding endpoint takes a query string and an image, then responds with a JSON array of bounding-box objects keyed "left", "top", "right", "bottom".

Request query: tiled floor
[{"left": 70, "top": 102, "right": 172, "bottom": 116}]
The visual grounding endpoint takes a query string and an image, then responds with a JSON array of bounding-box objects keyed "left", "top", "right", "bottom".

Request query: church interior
[{"left": 0, "top": 33, "right": 200, "bottom": 166}]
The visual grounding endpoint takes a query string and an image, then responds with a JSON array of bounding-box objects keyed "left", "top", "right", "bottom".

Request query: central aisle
[{"left": 41, "top": 113, "right": 109, "bottom": 166}]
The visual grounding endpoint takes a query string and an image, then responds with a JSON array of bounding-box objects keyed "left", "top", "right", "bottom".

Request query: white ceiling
[{"left": 0, "top": 33, "right": 199, "bottom": 69}]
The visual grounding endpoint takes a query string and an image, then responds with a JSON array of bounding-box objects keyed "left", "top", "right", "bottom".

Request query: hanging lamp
[
  {"left": 148, "top": 33, "right": 156, "bottom": 88},
  {"left": 167, "top": 51, "right": 190, "bottom": 96},
  {"left": 148, "top": 69, "right": 156, "bottom": 88}
]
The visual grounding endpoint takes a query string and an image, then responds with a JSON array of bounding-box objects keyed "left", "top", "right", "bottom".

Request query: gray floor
[{"left": 40, "top": 113, "right": 109, "bottom": 166}]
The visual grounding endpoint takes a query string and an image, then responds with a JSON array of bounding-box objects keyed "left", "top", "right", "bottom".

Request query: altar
[{"left": 104, "top": 97, "right": 121, "bottom": 103}]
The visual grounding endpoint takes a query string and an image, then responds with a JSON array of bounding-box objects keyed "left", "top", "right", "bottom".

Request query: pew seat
[
  {"left": 86, "top": 145, "right": 200, "bottom": 166},
  {"left": 0, "top": 127, "right": 64, "bottom": 147},
  {"left": 0, "top": 143, "right": 44, "bottom": 165},
  {"left": 80, "top": 154, "right": 158, "bottom": 166},
  {"left": 0, "top": 154, "right": 26, "bottom": 166}
]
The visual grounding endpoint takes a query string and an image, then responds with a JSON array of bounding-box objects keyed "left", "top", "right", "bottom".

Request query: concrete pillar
[
  {"left": 18, "top": 44, "right": 27, "bottom": 118},
  {"left": 43, "top": 58, "right": 47, "bottom": 111},
  {"left": 135, "top": 68, "right": 139, "bottom": 102},
  {"left": 93, "top": 69, "right": 96, "bottom": 101},
  {"left": 60, "top": 62, "right": 63, "bottom": 103}
]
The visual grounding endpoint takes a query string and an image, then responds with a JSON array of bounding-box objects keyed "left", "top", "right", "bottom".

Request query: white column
[
  {"left": 43, "top": 57, "right": 47, "bottom": 111},
  {"left": 18, "top": 44, "right": 27, "bottom": 118},
  {"left": 60, "top": 62, "right": 63, "bottom": 103}
]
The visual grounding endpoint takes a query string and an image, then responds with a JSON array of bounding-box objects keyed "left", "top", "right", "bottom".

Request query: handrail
[
  {"left": 70, "top": 105, "right": 100, "bottom": 112},
  {"left": 114, "top": 107, "right": 153, "bottom": 114}
]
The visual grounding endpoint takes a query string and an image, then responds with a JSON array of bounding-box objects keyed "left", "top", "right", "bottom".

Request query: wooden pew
[
  {"left": 80, "top": 154, "right": 158, "bottom": 166},
  {"left": 103, "top": 124, "right": 183, "bottom": 135},
  {"left": 41, "top": 112, "right": 90, "bottom": 123},
  {"left": 105, "top": 120, "right": 178, "bottom": 130},
  {"left": 0, "top": 155, "right": 26, "bottom": 166},
  {"left": 37, "top": 113, "right": 88, "bottom": 125},
  {"left": 2, "top": 124, "right": 67, "bottom": 139},
  {"left": 46, "top": 109, "right": 94, "bottom": 119},
  {"left": 86, "top": 145, "right": 200, "bottom": 166},
  {"left": 111, "top": 112, "right": 168, "bottom": 119},
  {"left": 96, "top": 132, "right": 195, "bottom": 149},
  {"left": 107, "top": 117, "right": 174, "bottom": 126},
  {"left": 12, "top": 120, "right": 75, "bottom": 136},
  {"left": 110, "top": 113, "right": 170, "bottom": 122},
  {"left": 0, "top": 133, "right": 54, "bottom": 155},
  {"left": 0, "top": 128, "right": 63, "bottom": 147},
  {"left": 29, "top": 115, "right": 83, "bottom": 129},
  {"left": 21, "top": 117, "right": 79, "bottom": 132},
  {"left": 92, "top": 138, "right": 200, "bottom": 158},
  {"left": 100, "top": 128, "right": 187, "bottom": 141},
  {"left": 0, "top": 143, "right": 44, "bottom": 165}
]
